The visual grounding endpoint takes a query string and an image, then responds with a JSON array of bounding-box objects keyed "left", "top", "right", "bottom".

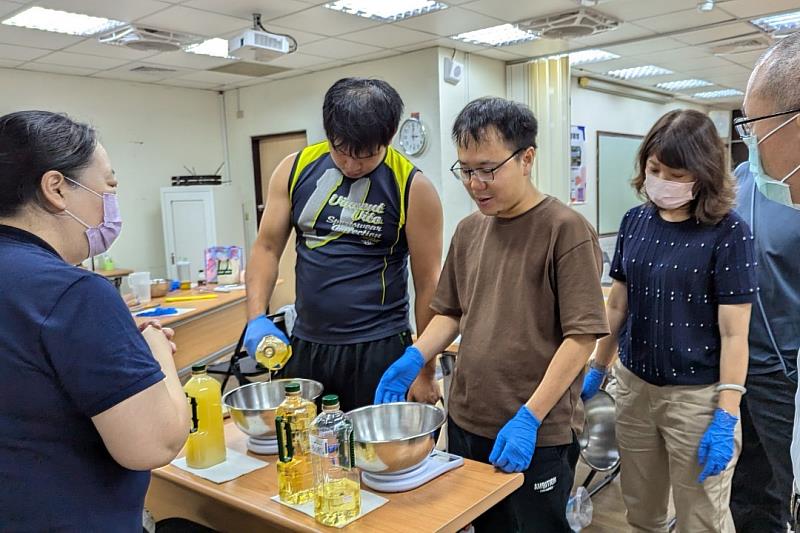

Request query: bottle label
[{"left": 310, "top": 434, "right": 328, "bottom": 456}]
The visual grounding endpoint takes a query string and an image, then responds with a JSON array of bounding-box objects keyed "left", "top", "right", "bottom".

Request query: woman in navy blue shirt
[
  {"left": 581, "top": 109, "right": 756, "bottom": 532},
  {"left": 0, "top": 111, "right": 190, "bottom": 532}
]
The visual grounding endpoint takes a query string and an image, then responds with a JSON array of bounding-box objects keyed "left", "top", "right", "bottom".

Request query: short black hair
[
  {"left": 322, "top": 77, "right": 404, "bottom": 157},
  {"left": 0, "top": 110, "right": 96, "bottom": 217},
  {"left": 452, "top": 97, "right": 538, "bottom": 150}
]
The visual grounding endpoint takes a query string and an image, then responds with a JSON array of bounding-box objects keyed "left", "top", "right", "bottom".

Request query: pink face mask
[
  {"left": 645, "top": 174, "right": 696, "bottom": 210},
  {"left": 62, "top": 177, "right": 122, "bottom": 257}
]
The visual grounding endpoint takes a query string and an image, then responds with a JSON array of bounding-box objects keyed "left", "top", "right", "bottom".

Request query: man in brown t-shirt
[{"left": 374, "top": 97, "right": 609, "bottom": 532}]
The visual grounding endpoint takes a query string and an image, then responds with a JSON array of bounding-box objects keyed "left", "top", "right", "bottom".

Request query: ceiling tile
[
  {"left": 136, "top": 5, "right": 251, "bottom": 37},
  {"left": 682, "top": 63, "right": 752, "bottom": 77},
  {"left": 473, "top": 47, "right": 527, "bottom": 61},
  {"left": 174, "top": 69, "right": 252, "bottom": 84},
  {"left": 0, "top": 0, "right": 23, "bottom": 18},
  {"left": 147, "top": 50, "right": 237, "bottom": 69},
  {"left": 269, "top": 6, "right": 381, "bottom": 36},
  {"left": 343, "top": 24, "right": 433, "bottom": 48},
  {"left": 350, "top": 49, "right": 403, "bottom": 63},
  {"left": 499, "top": 37, "right": 570, "bottom": 58},
  {"left": 20, "top": 63, "right": 100, "bottom": 76},
  {"left": 461, "top": 0, "right": 575, "bottom": 23},
  {"left": 718, "top": 0, "right": 800, "bottom": 19},
  {"left": 62, "top": 39, "right": 161, "bottom": 60},
  {"left": 604, "top": 37, "right": 687, "bottom": 56},
  {"left": 575, "top": 56, "right": 665, "bottom": 75},
  {"left": 0, "top": 43, "right": 50, "bottom": 61},
  {"left": 594, "top": 0, "right": 699, "bottom": 22},
  {"left": 308, "top": 59, "right": 349, "bottom": 71},
  {"left": 92, "top": 62, "right": 188, "bottom": 82},
  {"left": 298, "top": 37, "right": 382, "bottom": 59},
  {"left": 658, "top": 54, "right": 736, "bottom": 71},
  {"left": 34, "top": 0, "right": 170, "bottom": 22},
  {"left": 31, "top": 51, "right": 130, "bottom": 69},
  {"left": 424, "top": 37, "right": 485, "bottom": 53},
  {"left": 182, "top": 0, "right": 309, "bottom": 21},
  {"left": 674, "top": 22, "right": 761, "bottom": 46},
  {"left": 627, "top": 45, "right": 713, "bottom": 63},
  {"left": 726, "top": 50, "right": 765, "bottom": 68},
  {"left": 158, "top": 78, "right": 219, "bottom": 89},
  {"left": 396, "top": 7, "right": 503, "bottom": 36},
  {"left": 0, "top": 58, "right": 22, "bottom": 68},
  {"left": 262, "top": 51, "right": 334, "bottom": 69},
  {"left": 0, "top": 25, "right": 84, "bottom": 49},
  {"left": 635, "top": 7, "right": 733, "bottom": 33}
]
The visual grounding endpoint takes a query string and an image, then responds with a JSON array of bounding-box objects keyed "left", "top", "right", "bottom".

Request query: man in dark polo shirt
[{"left": 374, "top": 97, "right": 609, "bottom": 532}]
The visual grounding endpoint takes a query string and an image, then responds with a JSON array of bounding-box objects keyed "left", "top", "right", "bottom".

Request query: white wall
[
  {"left": 0, "top": 69, "right": 226, "bottom": 277},
  {"left": 569, "top": 77, "right": 709, "bottom": 230},
  {"left": 224, "top": 47, "right": 506, "bottom": 256}
]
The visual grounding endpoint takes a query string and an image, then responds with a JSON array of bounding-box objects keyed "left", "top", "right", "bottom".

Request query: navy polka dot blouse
[{"left": 611, "top": 204, "right": 757, "bottom": 385}]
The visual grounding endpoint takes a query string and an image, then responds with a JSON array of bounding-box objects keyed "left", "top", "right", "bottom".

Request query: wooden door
[{"left": 252, "top": 131, "right": 307, "bottom": 311}]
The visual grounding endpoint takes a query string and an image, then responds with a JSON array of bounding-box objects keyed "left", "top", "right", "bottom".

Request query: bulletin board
[{"left": 597, "top": 131, "right": 644, "bottom": 236}]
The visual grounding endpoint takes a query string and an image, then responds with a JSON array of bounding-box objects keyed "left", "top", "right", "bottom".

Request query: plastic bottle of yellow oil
[
  {"left": 255, "top": 335, "right": 292, "bottom": 371},
  {"left": 183, "top": 365, "right": 226, "bottom": 469},
  {"left": 310, "top": 395, "right": 360, "bottom": 527},
  {"left": 275, "top": 382, "right": 317, "bottom": 504}
]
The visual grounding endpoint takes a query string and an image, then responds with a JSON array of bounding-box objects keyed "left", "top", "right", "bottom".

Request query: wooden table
[
  {"left": 134, "top": 287, "right": 247, "bottom": 375},
  {"left": 146, "top": 421, "right": 523, "bottom": 533},
  {"left": 96, "top": 267, "right": 134, "bottom": 289}
]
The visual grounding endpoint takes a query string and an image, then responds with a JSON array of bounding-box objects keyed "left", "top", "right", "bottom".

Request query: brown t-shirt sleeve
[
  {"left": 554, "top": 232, "right": 610, "bottom": 339},
  {"left": 430, "top": 233, "right": 463, "bottom": 317}
]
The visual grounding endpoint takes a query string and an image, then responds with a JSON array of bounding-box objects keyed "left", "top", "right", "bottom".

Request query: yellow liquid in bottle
[
  {"left": 183, "top": 370, "right": 226, "bottom": 469},
  {"left": 255, "top": 336, "right": 292, "bottom": 371},
  {"left": 276, "top": 392, "right": 316, "bottom": 504},
  {"left": 314, "top": 478, "right": 361, "bottom": 527}
]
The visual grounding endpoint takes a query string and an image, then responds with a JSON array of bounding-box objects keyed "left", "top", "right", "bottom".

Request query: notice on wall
[{"left": 570, "top": 125, "right": 587, "bottom": 205}]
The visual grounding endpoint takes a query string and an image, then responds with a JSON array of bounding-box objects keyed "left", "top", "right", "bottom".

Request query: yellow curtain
[{"left": 507, "top": 56, "right": 571, "bottom": 202}]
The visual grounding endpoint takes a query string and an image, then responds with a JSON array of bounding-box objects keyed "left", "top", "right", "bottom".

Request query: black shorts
[{"left": 274, "top": 331, "right": 412, "bottom": 413}]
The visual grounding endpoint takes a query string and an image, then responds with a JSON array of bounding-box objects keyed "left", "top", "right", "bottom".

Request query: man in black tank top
[{"left": 243, "top": 78, "right": 443, "bottom": 412}]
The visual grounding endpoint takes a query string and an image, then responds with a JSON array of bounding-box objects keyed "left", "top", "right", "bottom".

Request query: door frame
[{"left": 251, "top": 130, "right": 307, "bottom": 227}]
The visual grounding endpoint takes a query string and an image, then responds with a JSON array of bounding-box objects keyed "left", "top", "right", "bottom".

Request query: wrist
[{"left": 589, "top": 359, "right": 609, "bottom": 373}]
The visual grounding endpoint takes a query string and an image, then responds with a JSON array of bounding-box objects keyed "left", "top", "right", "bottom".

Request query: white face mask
[{"left": 744, "top": 112, "right": 800, "bottom": 208}]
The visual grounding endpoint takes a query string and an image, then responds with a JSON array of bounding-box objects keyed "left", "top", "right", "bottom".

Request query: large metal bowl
[
  {"left": 578, "top": 389, "right": 619, "bottom": 472},
  {"left": 222, "top": 379, "right": 323, "bottom": 440},
  {"left": 347, "top": 402, "right": 446, "bottom": 474}
]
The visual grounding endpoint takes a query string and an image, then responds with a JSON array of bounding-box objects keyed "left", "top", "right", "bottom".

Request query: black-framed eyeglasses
[
  {"left": 450, "top": 147, "right": 528, "bottom": 183},
  {"left": 734, "top": 107, "right": 800, "bottom": 138}
]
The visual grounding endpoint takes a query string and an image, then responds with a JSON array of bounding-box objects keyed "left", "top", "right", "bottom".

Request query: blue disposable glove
[
  {"left": 373, "top": 346, "right": 425, "bottom": 404},
  {"left": 489, "top": 406, "right": 541, "bottom": 473},
  {"left": 697, "top": 408, "right": 738, "bottom": 483},
  {"left": 581, "top": 366, "right": 607, "bottom": 401},
  {"left": 243, "top": 315, "right": 290, "bottom": 359}
]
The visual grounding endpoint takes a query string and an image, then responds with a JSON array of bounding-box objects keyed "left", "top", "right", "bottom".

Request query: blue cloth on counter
[
  {"left": 136, "top": 307, "right": 178, "bottom": 317},
  {"left": 0, "top": 224, "right": 164, "bottom": 533}
]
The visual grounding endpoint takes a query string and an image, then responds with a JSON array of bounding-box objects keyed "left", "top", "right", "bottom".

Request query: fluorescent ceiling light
[
  {"left": 569, "top": 49, "right": 620, "bottom": 66},
  {"left": 751, "top": 10, "right": 800, "bottom": 34},
  {"left": 693, "top": 88, "right": 743, "bottom": 99},
  {"left": 606, "top": 64, "right": 672, "bottom": 80},
  {"left": 656, "top": 79, "right": 713, "bottom": 91},
  {"left": 697, "top": 1, "right": 715, "bottom": 13},
  {"left": 324, "top": 0, "right": 447, "bottom": 22},
  {"left": 2, "top": 6, "right": 123, "bottom": 36},
  {"left": 185, "top": 38, "right": 233, "bottom": 59},
  {"left": 452, "top": 24, "right": 538, "bottom": 47}
]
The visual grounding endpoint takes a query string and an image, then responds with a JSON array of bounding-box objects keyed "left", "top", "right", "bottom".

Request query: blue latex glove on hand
[
  {"left": 697, "top": 408, "right": 738, "bottom": 483},
  {"left": 489, "top": 406, "right": 541, "bottom": 473},
  {"left": 374, "top": 346, "right": 425, "bottom": 404},
  {"left": 243, "top": 315, "right": 290, "bottom": 359},
  {"left": 581, "top": 366, "right": 607, "bottom": 401}
]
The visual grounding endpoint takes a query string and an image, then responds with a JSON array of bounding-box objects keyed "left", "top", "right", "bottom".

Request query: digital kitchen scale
[
  {"left": 247, "top": 436, "right": 279, "bottom": 455},
  {"left": 360, "top": 450, "right": 464, "bottom": 493}
]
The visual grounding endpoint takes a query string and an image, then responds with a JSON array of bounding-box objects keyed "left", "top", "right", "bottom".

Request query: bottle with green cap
[
  {"left": 182, "top": 364, "right": 226, "bottom": 468},
  {"left": 310, "top": 394, "right": 360, "bottom": 527},
  {"left": 275, "top": 382, "right": 317, "bottom": 504}
]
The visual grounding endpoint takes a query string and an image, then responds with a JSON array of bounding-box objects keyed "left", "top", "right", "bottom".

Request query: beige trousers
[{"left": 615, "top": 364, "right": 742, "bottom": 533}]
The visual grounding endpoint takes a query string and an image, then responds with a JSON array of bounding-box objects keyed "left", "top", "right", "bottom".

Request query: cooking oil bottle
[
  {"left": 183, "top": 365, "right": 226, "bottom": 468},
  {"left": 275, "top": 382, "right": 316, "bottom": 504},
  {"left": 310, "top": 395, "right": 361, "bottom": 527},
  {"left": 255, "top": 335, "right": 292, "bottom": 371}
]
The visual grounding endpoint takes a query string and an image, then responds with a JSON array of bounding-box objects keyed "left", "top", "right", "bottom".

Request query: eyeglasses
[
  {"left": 450, "top": 147, "right": 528, "bottom": 183},
  {"left": 734, "top": 107, "right": 800, "bottom": 138}
]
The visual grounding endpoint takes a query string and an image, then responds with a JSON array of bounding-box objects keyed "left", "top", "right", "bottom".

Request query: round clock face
[{"left": 398, "top": 118, "right": 427, "bottom": 156}]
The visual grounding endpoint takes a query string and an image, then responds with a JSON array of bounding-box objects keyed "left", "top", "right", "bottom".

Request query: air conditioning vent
[
  {"left": 98, "top": 25, "right": 203, "bottom": 52},
  {"left": 518, "top": 8, "right": 621, "bottom": 40}
]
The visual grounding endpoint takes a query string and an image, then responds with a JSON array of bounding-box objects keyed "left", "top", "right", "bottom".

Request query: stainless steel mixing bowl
[
  {"left": 222, "top": 378, "right": 323, "bottom": 440},
  {"left": 578, "top": 389, "right": 619, "bottom": 472},
  {"left": 347, "top": 402, "right": 446, "bottom": 474}
]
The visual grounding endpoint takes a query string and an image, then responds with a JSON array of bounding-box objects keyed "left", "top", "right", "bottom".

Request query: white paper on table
[
  {"left": 270, "top": 490, "right": 388, "bottom": 528},
  {"left": 170, "top": 449, "right": 268, "bottom": 483}
]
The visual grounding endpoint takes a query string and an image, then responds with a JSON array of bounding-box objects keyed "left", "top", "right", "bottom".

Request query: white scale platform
[
  {"left": 361, "top": 450, "right": 464, "bottom": 493},
  {"left": 247, "top": 436, "right": 279, "bottom": 455}
]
